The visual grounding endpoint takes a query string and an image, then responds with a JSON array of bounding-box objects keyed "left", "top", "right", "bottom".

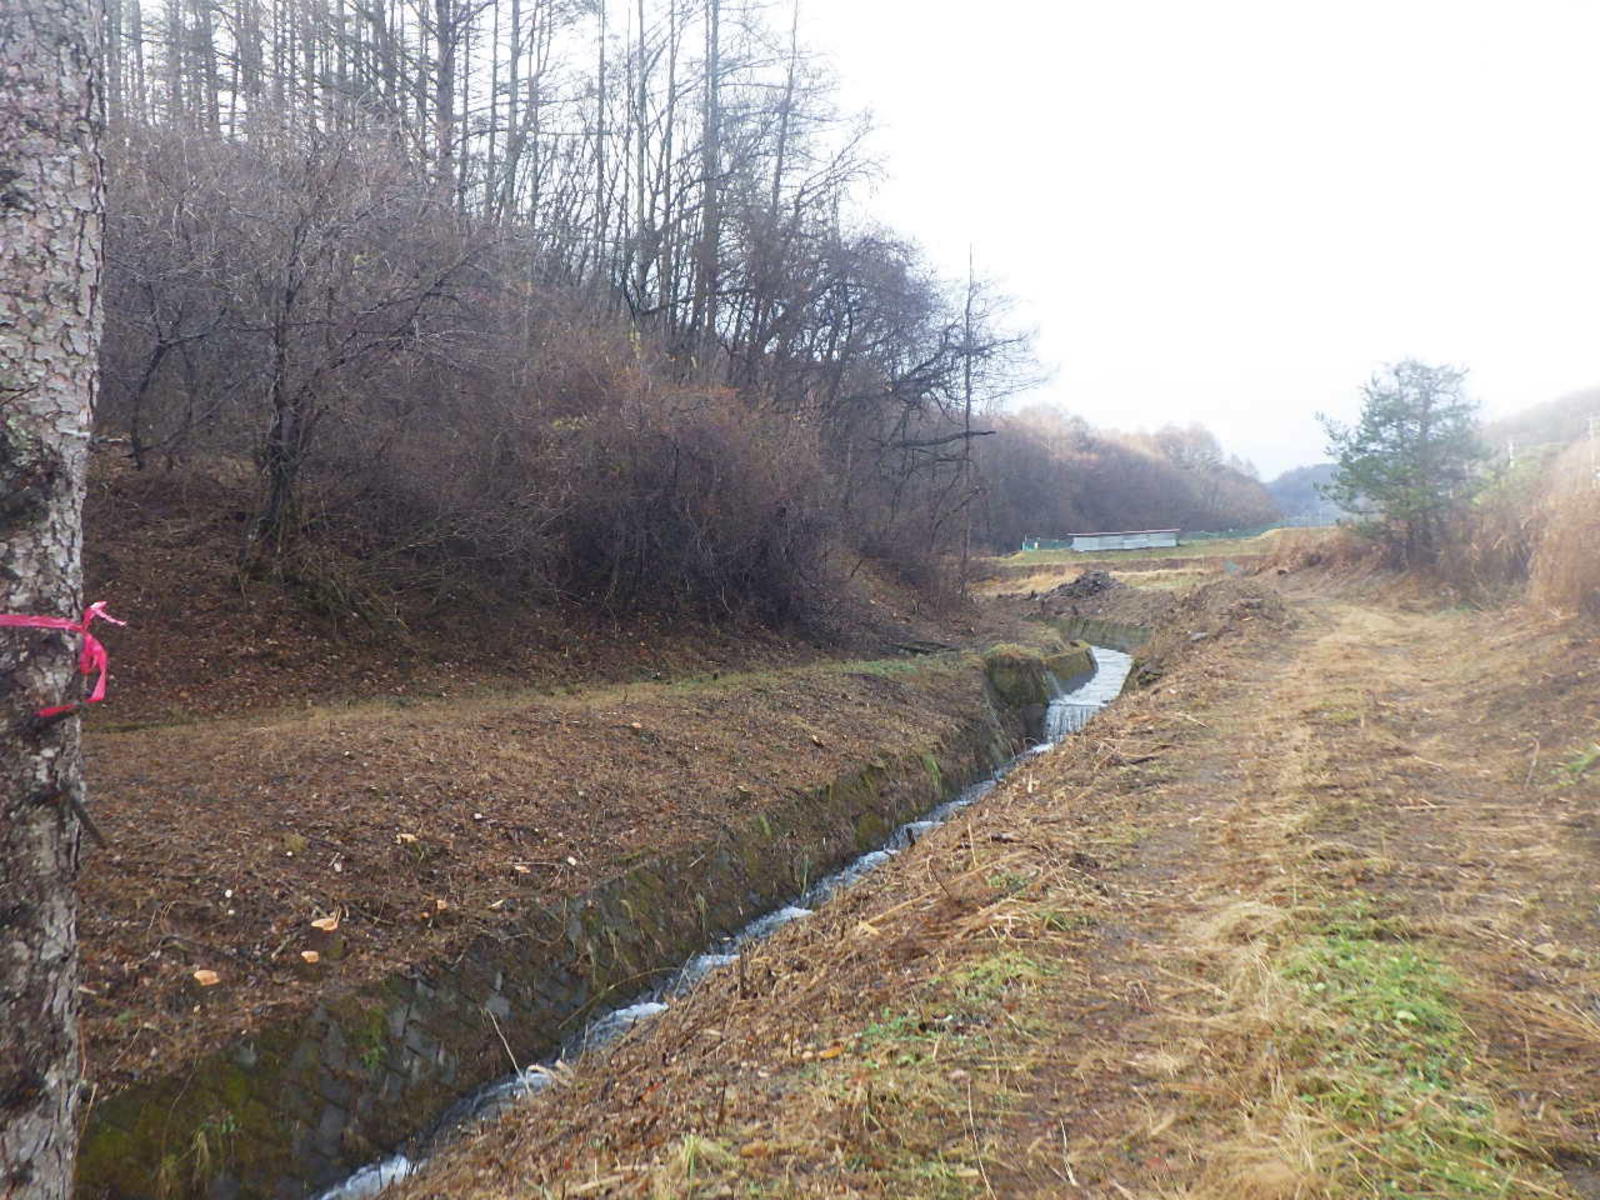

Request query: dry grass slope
[{"left": 391, "top": 579, "right": 1600, "bottom": 1199}]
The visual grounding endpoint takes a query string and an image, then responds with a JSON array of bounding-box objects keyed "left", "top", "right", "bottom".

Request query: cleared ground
[
  {"left": 395, "top": 578, "right": 1600, "bottom": 1198},
  {"left": 975, "top": 534, "right": 1280, "bottom": 600},
  {"left": 78, "top": 655, "right": 1000, "bottom": 1093}
]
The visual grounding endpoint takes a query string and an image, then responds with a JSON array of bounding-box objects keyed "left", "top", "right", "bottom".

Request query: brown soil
[
  {"left": 391, "top": 577, "right": 1600, "bottom": 1199},
  {"left": 998, "top": 570, "right": 1184, "bottom": 630},
  {"left": 78, "top": 656, "right": 1004, "bottom": 1095}
]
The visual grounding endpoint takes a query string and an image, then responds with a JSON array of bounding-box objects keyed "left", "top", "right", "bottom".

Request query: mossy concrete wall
[
  {"left": 1043, "top": 617, "right": 1150, "bottom": 654},
  {"left": 982, "top": 641, "right": 1095, "bottom": 740},
  {"left": 78, "top": 676, "right": 1031, "bottom": 1200},
  {"left": 1044, "top": 642, "right": 1095, "bottom": 688},
  {"left": 981, "top": 645, "right": 1055, "bottom": 742}
]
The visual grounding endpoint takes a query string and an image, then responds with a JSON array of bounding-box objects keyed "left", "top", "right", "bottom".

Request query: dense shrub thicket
[{"left": 96, "top": 1, "right": 1277, "bottom": 625}]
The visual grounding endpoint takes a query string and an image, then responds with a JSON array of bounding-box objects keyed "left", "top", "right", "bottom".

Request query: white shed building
[{"left": 1066, "top": 529, "right": 1180, "bottom": 553}]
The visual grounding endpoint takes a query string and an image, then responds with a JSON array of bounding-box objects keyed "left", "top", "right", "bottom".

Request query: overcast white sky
[{"left": 799, "top": 0, "right": 1600, "bottom": 477}]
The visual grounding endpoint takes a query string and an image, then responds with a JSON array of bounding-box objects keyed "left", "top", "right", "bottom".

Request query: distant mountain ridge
[{"left": 1266, "top": 462, "right": 1345, "bottom": 525}]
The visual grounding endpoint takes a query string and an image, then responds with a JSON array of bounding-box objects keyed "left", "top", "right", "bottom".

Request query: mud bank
[{"left": 77, "top": 648, "right": 1080, "bottom": 1200}]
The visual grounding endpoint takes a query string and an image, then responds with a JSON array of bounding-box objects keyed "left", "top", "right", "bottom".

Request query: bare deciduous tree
[{"left": 91, "top": 0, "right": 1089, "bottom": 619}]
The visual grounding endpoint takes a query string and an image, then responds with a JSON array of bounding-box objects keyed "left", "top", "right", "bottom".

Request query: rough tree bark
[{"left": 0, "top": 0, "right": 105, "bottom": 1196}]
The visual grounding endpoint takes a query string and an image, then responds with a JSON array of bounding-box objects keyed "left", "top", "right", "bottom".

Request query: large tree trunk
[{"left": 0, "top": 0, "right": 105, "bottom": 1196}]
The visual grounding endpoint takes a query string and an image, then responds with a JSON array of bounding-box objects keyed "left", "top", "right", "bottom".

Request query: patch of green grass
[
  {"left": 858, "top": 1007, "right": 934, "bottom": 1049},
  {"left": 985, "top": 869, "right": 1035, "bottom": 894},
  {"left": 950, "top": 950, "right": 1056, "bottom": 1006},
  {"left": 889, "top": 1157, "right": 986, "bottom": 1199},
  {"left": 856, "top": 1007, "right": 972, "bottom": 1068},
  {"left": 1557, "top": 741, "right": 1600, "bottom": 785},
  {"left": 1280, "top": 900, "right": 1533, "bottom": 1197},
  {"left": 1038, "top": 909, "right": 1096, "bottom": 933},
  {"left": 660, "top": 655, "right": 958, "bottom": 696}
]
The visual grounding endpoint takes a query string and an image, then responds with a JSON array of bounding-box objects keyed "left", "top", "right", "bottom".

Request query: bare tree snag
[
  {"left": 0, "top": 0, "right": 105, "bottom": 1195},
  {"left": 694, "top": 0, "right": 720, "bottom": 349}
]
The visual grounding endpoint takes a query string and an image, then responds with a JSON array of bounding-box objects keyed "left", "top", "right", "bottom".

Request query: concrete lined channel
[{"left": 318, "top": 646, "right": 1137, "bottom": 1200}]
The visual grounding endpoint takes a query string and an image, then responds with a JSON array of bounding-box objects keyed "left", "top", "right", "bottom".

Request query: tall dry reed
[{"left": 1529, "top": 440, "right": 1600, "bottom": 614}]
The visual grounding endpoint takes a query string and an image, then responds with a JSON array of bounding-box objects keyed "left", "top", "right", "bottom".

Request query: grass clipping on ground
[
  {"left": 399, "top": 711, "right": 1139, "bottom": 1198},
  {"left": 1157, "top": 663, "right": 1576, "bottom": 1200},
  {"left": 1177, "top": 897, "right": 1551, "bottom": 1200}
]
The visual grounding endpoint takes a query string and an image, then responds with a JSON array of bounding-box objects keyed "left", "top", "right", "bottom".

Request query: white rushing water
[
  {"left": 316, "top": 645, "right": 1135, "bottom": 1200},
  {"left": 1042, "top": 648, "right": 1132, "bottom": 740}
]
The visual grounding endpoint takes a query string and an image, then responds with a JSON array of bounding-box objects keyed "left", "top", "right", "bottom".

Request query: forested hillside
[
  {"left": 979, "top": 412, "right": 1279, "bottom": 546},
  {"left": 95, "top": 0, "right": 1273, "bottom": 629},
  {"left": 23, "top": 6, "right": 1600, "bottom": 1199}
]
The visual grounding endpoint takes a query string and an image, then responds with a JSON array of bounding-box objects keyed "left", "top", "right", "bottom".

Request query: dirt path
[
  {"left": 993, "top": 593, "right": 1600, "bottom": 1197},
  {"left": 399, "top": 585, "right": 1600, "bottom": 1199},
  {"left": 985, "top": 595, "right": 1600, "bottom": 1200}
]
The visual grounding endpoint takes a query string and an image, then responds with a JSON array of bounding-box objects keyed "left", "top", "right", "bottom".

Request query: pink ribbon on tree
[{"left": 0, "top": 601, "right": 127, "bottom": 717}]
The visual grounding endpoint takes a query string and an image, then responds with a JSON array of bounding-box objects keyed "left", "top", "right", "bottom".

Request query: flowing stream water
[{"left": 320, "top": 646, "right": 1135, "bottom": 1200}]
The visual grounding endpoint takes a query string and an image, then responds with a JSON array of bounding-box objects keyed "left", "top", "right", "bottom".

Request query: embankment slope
[
  {"left": 393, "top": 581, "right": 1600, "bottom": 1198},
  {"left": 79, "top": 639, "right": 1101, "bottom": 1196}
]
